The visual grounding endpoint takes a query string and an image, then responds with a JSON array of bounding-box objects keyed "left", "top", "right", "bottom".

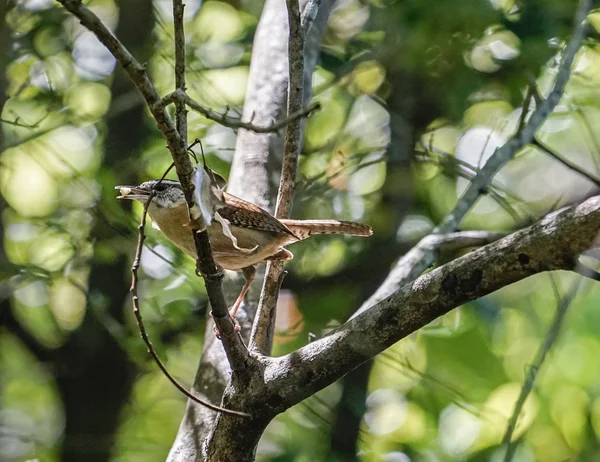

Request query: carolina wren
[{"left": 116, "top": 179, "right": 372, "bottom": 322}]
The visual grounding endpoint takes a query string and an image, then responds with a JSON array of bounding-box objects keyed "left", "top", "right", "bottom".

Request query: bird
[{"left": 116, "top": 179, "right": 373, "bottom": 327}]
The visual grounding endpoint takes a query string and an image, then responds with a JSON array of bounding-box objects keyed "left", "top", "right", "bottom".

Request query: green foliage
[{"left": 1, "top": 0, "right": 600, "bottom": 461}]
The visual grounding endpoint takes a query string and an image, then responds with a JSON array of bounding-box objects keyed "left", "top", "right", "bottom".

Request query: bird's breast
[
  {"left": 207, "top": 224, "right": 294, "bottom": 270},
  {"left": 147, "top": 203, "right": 296, "bottom": 270}
]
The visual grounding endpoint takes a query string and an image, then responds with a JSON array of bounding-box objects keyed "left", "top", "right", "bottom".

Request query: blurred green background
[{"left": 2, "top": 0, "right": 600, "bottom": 461}]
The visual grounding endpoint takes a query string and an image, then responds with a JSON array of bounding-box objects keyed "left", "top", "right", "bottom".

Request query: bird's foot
[{"left": 211, "top": 310, "right": 241, "bottom": 340}]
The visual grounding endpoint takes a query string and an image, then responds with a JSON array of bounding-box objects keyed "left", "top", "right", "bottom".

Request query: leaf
[
  {"left": 213, "top": 211, "right": 258, "bottom": 253},
  {"left": 190, "top": 166, "right": 225, "bottom": 230}
]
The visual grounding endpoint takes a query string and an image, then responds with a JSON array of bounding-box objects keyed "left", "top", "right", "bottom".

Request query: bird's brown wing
[{"left": 220, "top": 192, "right": 298, "bottom": 239}]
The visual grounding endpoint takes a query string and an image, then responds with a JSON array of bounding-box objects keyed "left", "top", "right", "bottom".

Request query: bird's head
[{"left": 115, "top": 179, "right": 187, "bottom": 209}]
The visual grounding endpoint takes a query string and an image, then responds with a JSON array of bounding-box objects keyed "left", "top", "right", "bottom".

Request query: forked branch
[
  {"left": 129, "top": 188, "right": 249, "bottom": 417},
  {"left": 162, "top": 89, "right": 320, "bottom": 134},
  {"left": 56, "top": 0, "right": 248, "bottom": 375},
  {"left": 204, "top": 195, "right": 600, "bottom": 460},
  {"left": 352, "top": 0, "right": 592, "bottom": 316}
]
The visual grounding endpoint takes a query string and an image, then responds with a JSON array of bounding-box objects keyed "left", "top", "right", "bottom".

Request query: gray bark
[{"left": 167, "top": 1, "right": 334, "bottom": 460}]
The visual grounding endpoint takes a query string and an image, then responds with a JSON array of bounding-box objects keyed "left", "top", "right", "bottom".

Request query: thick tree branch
[
  {"left": 200, "top": 195, "right": 600, "bottom": 461},
  {"left": 352, "top": 231, "right": 508, "bottom": 318},
  {"left": 250, "top": 0, "right": 305, "bottom": 354},
  {"left": 269, "top": 194, "right": 600, "bottom": 411}
]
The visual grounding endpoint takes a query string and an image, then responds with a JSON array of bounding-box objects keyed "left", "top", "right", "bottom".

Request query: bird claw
[
  {"left": 211, "top": 311, "right": 241, "bottom": 340},
  {"left": 195, "top": 264, "right": 224, "bottom": 280}
]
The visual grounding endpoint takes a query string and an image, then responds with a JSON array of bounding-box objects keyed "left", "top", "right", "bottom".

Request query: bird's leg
[
  {"left": 230, "top": 265, "right": 256, "bottom": 319},
  {"left": 213, "top": 265, "right": 256, "bottom": 338}
]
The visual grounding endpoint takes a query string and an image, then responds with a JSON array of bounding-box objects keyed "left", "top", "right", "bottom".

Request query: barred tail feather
[{"left": 279, "top": 219, "right": 373, "bottom": 241}]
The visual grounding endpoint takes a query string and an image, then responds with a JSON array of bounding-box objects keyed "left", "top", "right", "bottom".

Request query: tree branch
[
  {"left": 532, "top": 137, "right": 600, "bottom": 188},
  {"left": 249, "top": 0, "right": 305, "bottom": 354},
  {"left": 56, "top": 0, "right": 247, "bottom": 377},
  {"left": 351, "top": 231, "right": 508, "bottom": 319},
  {"left": 173, "top": 0, "right": 187, "bottom": 148},
  {"left": 196, "top": 194, "right": 600, "bottom": 461},
  {"left": 162, "top": 90, "right": 319, "bottom": 134},
  {"left": 502, "top": 277, "right": 582, "bottom": 461},
  {"left": 351, "top": 0, "right": 591, "bottom": 319},
  {"left": 437, "top": 0, "right": 589, "bottom": 234},
  {"left": 129, "top": 190, "right": 249, "bottom": 417},
  {"left": 276, "top": 0, "right": 304, "bottom": 221},
  {"left": 269, "top": 194, "right": 600, "bottom": 412}
]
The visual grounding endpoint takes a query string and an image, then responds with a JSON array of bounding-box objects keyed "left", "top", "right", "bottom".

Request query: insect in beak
[{"left": 115, "top": 186, "right": 151, "bottom": 201}]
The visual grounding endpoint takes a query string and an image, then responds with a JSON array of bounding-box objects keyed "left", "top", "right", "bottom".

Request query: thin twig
[
  {"left": 0, "top": 112, "right": 49, "bottom": 129},
  {"left": 129, "top": 188, "right": 250, "bottom": 418},
  {"left": 516, "top": 85, "right": 534, "bottom": 133},
  {"left": 275, "top": 0, "right": 304, "bottom": 220},
  {"left": 173, "top": 0, "right": 187, "bottom": 148},
  {"left": 162, "top": 89, "right": 320, "bottom": 134},
  {"left": 527, "top": 72, "right": 544, "bottom": 107},
  {"left": 502, "top": 276, "right": 583, "bottom": 461},
  {"left": 415, "top": 149, "right": 526, "bottom": 223},
  {"left": 532, "top": 137, "right": 600, "bottom": 188},
  {"left": 249, "top": 0, "right": 305, "bottom": 354}
]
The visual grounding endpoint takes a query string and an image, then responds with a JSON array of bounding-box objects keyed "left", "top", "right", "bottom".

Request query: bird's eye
[{"left": 153, "top": 182, "right": 166, "bottom": 192}]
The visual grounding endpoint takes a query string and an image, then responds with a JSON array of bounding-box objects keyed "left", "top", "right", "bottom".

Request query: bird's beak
[{"left": 115, "top": 185, "right": 150, "bottom": 201}]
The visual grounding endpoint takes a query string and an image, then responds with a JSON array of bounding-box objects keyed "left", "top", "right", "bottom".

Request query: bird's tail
[{"left": 279, "top": 219, "right": 373, "bottom": 241}]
